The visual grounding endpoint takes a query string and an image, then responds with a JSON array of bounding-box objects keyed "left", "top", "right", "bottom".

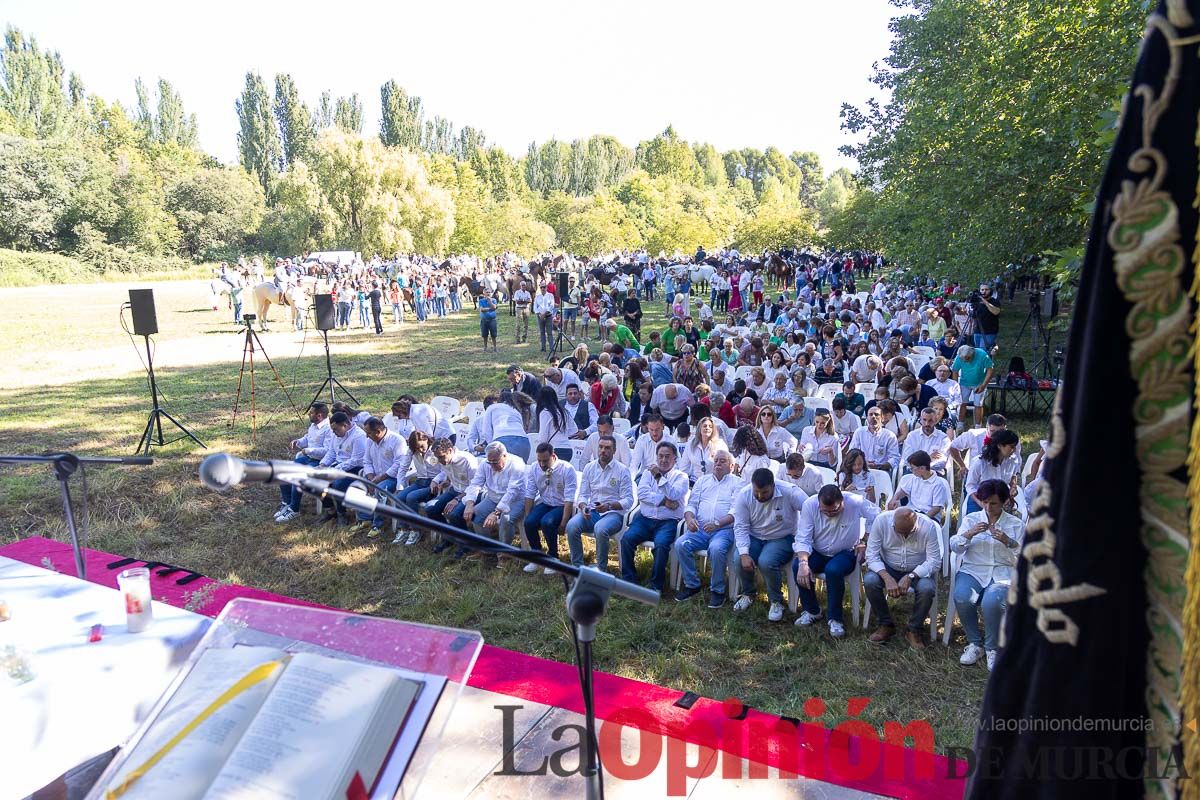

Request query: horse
[
  {"left": 688, "top": 263, "right": 717, "bottom": 295},
  {"left": 208, "top": 278, "right": 231, "bottom": 310},
  {"left": 250, "top": 281, "right": 297, "bottom": 331}
]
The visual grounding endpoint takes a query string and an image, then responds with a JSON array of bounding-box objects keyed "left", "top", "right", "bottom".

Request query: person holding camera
[{"left": 970, "top": 283, "right": 1001, "bottom": 352}]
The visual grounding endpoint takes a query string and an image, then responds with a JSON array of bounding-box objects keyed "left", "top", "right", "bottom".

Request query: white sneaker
[
  {"left": 405, "top": 530, "right": 421, "bottom": 546},
  {"left": 523, "top": 562, "right": 539, "bottom": 574},
  {"left": 960, "top": 643, "right": 984, "bottom": 666},
  {"left": 829, "top": 621, "right": 846, "bottom": 638},
  {"left": 274, "top": 502, "right": 287, "bottom": 515},
  {"left": 732, "top": 595, "right": 753, "bottom": 612},
  {"left": 390, "top": 530, "right": 407, "bottom": 545},
  {"left": 275, "top": 508, "right": 299, "bottom": 523},
  {"left": 542, "top": 566, "right": 556, "bottom": 575},
  {"left": 986, "top": 650, "right": 997, "bottom": 671},
  {"left": 795, "top": 611, "right": 823, "bottom": 627},
  {"left": 767, "top": 602, "right": 784, "bottom": 622}
]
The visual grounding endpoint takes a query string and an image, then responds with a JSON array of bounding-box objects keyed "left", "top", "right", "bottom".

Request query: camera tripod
[
  {"left": 309, "top": 327, "right": 360, "bottom": 408},
  {"left": 546, "top": 303, "right": 577, "bottom": 363},
  {"left": 230, "top": 320, "right": 302, "bottom": 441},
  {"left": 1012, "top": 297, "right": 1056, "bottom": 378},
  {"left": 135, "top": 332, "right": 205, "bottom": 454}
]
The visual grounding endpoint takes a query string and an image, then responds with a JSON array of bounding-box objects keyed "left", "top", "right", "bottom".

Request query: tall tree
[
  {"left": 333, "top": 93, "right": 362, "bottom": 134},
  {"left": 789, "top": 150, "right": 825, "bottom": 208},
  {"left": 524, "top": 141, "right": 541, "bottom": 193},
  {"left": 455, "top": 125, "right": 486, "bottom": 161},
  {"left": 274, "top": 73, "right": 314, "bottom": 168},
  {"left": 635, "top": 125, "right": 702, "bottom": 186},
  {"left": 315, "top": 91, "right": 334, "bottom": 130},
  {"left": 154, "top": 78, "right": 197, "bottom": 148},
  {"left": 379, "top": 79, "right": 423, "bottom": 148},
  {"left": 235, "top": 71, "right": 280, "bottom": 198},
  {"left": 0, "top": 26, "right": 72, "bottom": 138},
  {"left": 134, "top": 78, "right": 153, "bottom": 140}
]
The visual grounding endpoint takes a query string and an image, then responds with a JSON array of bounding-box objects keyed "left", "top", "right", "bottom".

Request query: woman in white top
[
  {"left": 837, "top": 448, "right": 876, "bottom": 504},
  {"left": 763, "top": 351, "right": 790, "bottom": 384},
  {"left": 746, "top": 366, "right": 770, "bottom": 397},
  {"left": 755, "top": 406, "right": 798, "bottom": 460},
  {"left": 877, "top": 399, "right": 910, "bottom": 445},
  {"left": 535, "top": 386, "right": 577, "bottom": 462},
  {"left": 730, "top": 425, "right": 774, "bottom": 478},
  {"left": 964, "top": 429, "right": 1020, "bottom": 514},
  {"left": 780, "top": 332, "right": 804, "bottom": 361},
  {"left": 950, "top": 479, "right": 1024, "bottom": 671},
  {"left": 481, "top": 390, "right": 533, "bottom": 462},
  {"left": 679, "top": 416, "right": 730, "bottom": 480},
  {"left": 799, "top": 410, "right": 840, "bottom": 468}
]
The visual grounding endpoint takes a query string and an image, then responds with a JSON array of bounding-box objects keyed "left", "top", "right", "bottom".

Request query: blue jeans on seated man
[
  {"left": 952, "top": 572, "right": 1008, "bottom": 651},
  {"left": 619, "top": 513, "right": 679, "bottom": 591},
  {"left": 325, "top": 467, "right": 364, "bottom": 514},
  {"left": 279, "top": 453, "right": 321, "bottom": 512},
  {"left": 423, "top": 488, "right": 462, "bottom": 523},
  {"left": 467, "top": 496, "right": 523, "bottom": 546},
  {"left": 566, "top": 510, "right": 624, "bottom": 570},
  {"left": 356, "top": 477, "right": 398, "bottom": 528},
  {"left": 674, "top": 526, "right": 734, "bottom": 594},
  {"left": 525, "top": 502, "right": 566, "bottom": 558},
  {"left": 863, "top": 567, "right": 936, "bottom": 632},
  {"left": 794, "top": 549, "right": 857, "bottom": 623},
  {"left": 397, "top": 478, "right": 432, "bottom": 510},
  {"left": 738, "top": 536, "right": 793, "bottom": 605}
]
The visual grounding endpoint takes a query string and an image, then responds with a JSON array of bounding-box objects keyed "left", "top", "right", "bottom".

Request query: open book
[{"left": 103, "top": 645, "right": 429, "bottom": 800}]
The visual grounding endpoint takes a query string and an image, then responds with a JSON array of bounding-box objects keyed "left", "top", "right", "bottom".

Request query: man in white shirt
[
  {"left": 317, "top": 411, "right": 370, "bottom": 524},
  {"left": 629, "top": 414, "right": 669, "bottom": 475},
  {"left": 542, "top": 366, "right": 581, "bottom": 402},
  {"left": 512, "top": 281, "right": 532, "bottom": 343},
  {"left": 650, "top": 383, "right": 694, "bottom": 430},
  {"left": 775, "top": 452, "right": 826, "bottom": 497},
  {"left": 619, "top": 441, "right": 690, "bottom": 593},
  {"left": 794, "top": 485, "right": 880, "bottom": 637},
  {"left": 517, "top": 443, "right": 579, "bottom": 573},
  {"left": 672, "top": 451, "right": 742, "bottom": 607},
  {"left": 580, "top": 415, "right": 632, "bottom": 466},
  {"left": 426, "top": 438, "right": 479, "bottom": 542},
  {"left": 850, "top": 354, "right": 882, "bottom": 384},
  {"left": 567, "top": 435, "right": 635, "bottom": 572},
  {"left": 641, "top": 264, "right": 657, "bottom": 301},
  {"left": 533, "top": 288, "right": 557, "bottom": 352},
  {"left": 276, "top": 402, "right": 331, "bottom": 522},
  {"left": 927, "top": 363, "right": 962, "bottom": 408},
  {"left": 562, "top": 383, "right": 598, "bottom": 439},
  {"left": 454, "top": 441, "right": 527, "bottom": 560},
  {"left": 849, "top": 406, "right": 901, "bottom": 472},
  {"left": 901, "top": 408, "right": 950, "bottom": 474},
  {"left": 863, "top": 508, "right": 941, "bottom": 649},
  {"left": 889, "top": 450, "right": 951, "bottom": 522},
  {"left": 352, "top": 417, "right": 413, "bottom": 535},
  {"left": 731, "top": 467, "right": 809, "bottom": 621}
]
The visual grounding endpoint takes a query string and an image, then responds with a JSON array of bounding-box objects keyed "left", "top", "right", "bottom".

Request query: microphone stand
[
  {"left": 287, "top": 476, "right": 658, "bottom": 800},
  {"left": 0, "top": 453, "right": 152, "bottom": 579}
]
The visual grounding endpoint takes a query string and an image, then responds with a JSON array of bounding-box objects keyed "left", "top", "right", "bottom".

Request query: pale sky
[{"left": 0, "top": 0, "right": 898, "bottom": 174}]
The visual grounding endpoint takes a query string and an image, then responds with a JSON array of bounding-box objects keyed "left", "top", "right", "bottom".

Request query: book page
[
  {"left": 201, "top": 653, "right": 421, "bottom": 800},
  {"left": 105, "top": 645, "right": 287, "bottom": 800}
]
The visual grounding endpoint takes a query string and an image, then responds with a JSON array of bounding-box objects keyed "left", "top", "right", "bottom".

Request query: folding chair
[
  {"left": 430, "top": 395, "right": 462, "bottom": 421},
  {"left": 461, "top": 401, "right": 485, "bottom": 424}
]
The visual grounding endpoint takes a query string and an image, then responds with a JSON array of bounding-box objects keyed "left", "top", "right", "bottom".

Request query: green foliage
[
  {"left": 733, "top": 197, "right": 818, "bottom": 253},
  {"left": 333, "top": 93, "right": 363, "bottom": 134},
  {"left": 274, "top": 73, "right": 314, "bottom": 168},
  {"left": 0, "top": 135, "right": 77, "bottom": 249},
  {"left": 379, "top": 79, "right": 423, "bottom": 149},
  {"left": 840, "top": 0, "right": 1148, "bottom": 283},
  {"left": 0, "top": 27, "right": 74, "bottom": 139},
  {"left": 636, "top": 125, "right": 703, "bottom": 186},
  {"left": 235, "top": 72, "right": 280, "bottom": 198},
  {"left": 257, "top": 162, "right": 332, "bottom": 255},
  {"left": 165, "top": 167, "right": 265, "bottom": 259}
]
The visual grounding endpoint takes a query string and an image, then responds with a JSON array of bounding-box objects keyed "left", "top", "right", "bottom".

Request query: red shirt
[{"left": 718, "top": 401, "right": 737, "bottom": 429}]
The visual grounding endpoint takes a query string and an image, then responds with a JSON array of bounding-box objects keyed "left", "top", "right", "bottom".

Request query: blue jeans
[
  {"left": 357, "top": 303, "right": 369, "bottom": 326},
  {"left": 496, "top": 435, "right": 529, "bottom": 462},
  {"left": 953, "top": 572, "right": 1008, "bottom": 650},
  {"left": 480, "top": 316, "right": 498, "bottom": 341},
  {"left": 674, "top": 526, "right": 734, "bottom": 593},
  {"left": 423, "top": 488, "right": 462, "bottom": 523},
  {"left": 525, "top": 503, "right": 566, "bottom": 556},
  {"left": 974, "top": 333, "right": 997, "bottom": 351},
  {"left": 619, "top": 514, "right": 678, "bottom": 590},
  {"left": 434, "top": 297, "right": 446, "bottom": 317},
  {"left": 397, "top": 478, "right": 432, "bottom": 510},
  {"left": 279, "top": 453, "right": 321, "bottom": 511},
  {"left": 391, "top": 303, "right": 403, "bottom": 324},
  {"left": 739, "top": 536, "right": 794, "bottom": 605},
  {"left": 450, "top": 292, "right": 461, "bottom": 312},
  {"left": 337, "top": 302, "right": 351, "bottom": 327},
  {"left": 233, "top": 298, "right": 243, "bottom": 324},
  {"left": 794, "top": 549, "right": 857, "bottom": 623},
  {"left": 566, "top": 510, "right": 624, "bottom": 569},
  {"left": 326, "top": 469, "right": 363, "bottom": 513},
  {"left": 863, "top": 568, "right": 936, "bottom": 631},
  {"left": 415, "top": 299, "right": 427, "bottom": 321},
  {"left": 356, "top": 476, "right": 397, "bottom": 527},
  {"left": 468, "top": 496, "right": 522, "bottom": 546}
]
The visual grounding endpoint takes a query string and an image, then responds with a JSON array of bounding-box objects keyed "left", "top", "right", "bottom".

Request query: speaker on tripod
[
  {"left": 555, "top": 271, "right": 570, "bottom": 299},
  {"left": 129, "top": 289, "right": 158, "bottom": 336},
  {"left": 309, "top": 294, "right": 358, "bottom": 407},
  {"left": 126, "top": 289, "right": 205, "bottom": 454},
  {"left": 313, "top": 293, "right": 336, "bottom": 332}
]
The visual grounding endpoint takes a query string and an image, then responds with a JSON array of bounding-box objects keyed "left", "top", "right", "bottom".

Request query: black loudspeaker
[
  {"left": 555, "top": 272, "right": 570, "bottom": 299},
  {"left": 129, "top": 288, "right": 158, "bottom": 336},
  {"left": 314, "top": 294, "right": 336, "bottom": 331},
  {"left": 1040, "top": 287, "right": 1058, "bottom": 319}
]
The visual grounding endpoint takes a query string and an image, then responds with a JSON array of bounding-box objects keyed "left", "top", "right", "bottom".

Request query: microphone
[{"left": 198, "top": 452, "right": 347, "bottom": 491}]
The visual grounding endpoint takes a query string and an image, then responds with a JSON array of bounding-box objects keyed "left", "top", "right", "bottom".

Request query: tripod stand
[
  {"left": 1012, "top": 297, "right": 1055, "bottom": 378},
  {"left": 135, "top": 333, "right": 205, "bottom": 454},
  {"left": 309, "top": 328, "right": 359, "bottom": 408},
  {"left": 230, "top": 320, "right": 302, "bottom": 440},
  {"left": 547, "top": 302, "right": 576, "bottom": 363}
]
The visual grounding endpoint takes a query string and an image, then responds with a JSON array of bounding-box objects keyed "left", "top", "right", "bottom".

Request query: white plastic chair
[
  {"left": 810, "top": 465, "right": 837, "bottom": 487},
  {"left": 942, "top": 551, "right": 965, "bottom": 646},
  {"left": 612, "top": 417, "right": 632, "bottom": 435},
  {"left": 461, "top": 401, "right": 485, "bottom": 424},
  {"left": 910, "top": 346, "right": 935, "bottom": 358},
  {"left": 856, "top": 382, "right": 877, "bottom": 398},
  {"left": 1021, "top": 452, "right": 1038, "bottom": 488},
  {"left": 909, "top": 352, "right": 932, "bottom": 374},
  {"left": 816, "top": 383, "right": 841, "bottom": 401},
  {"left": 568, "top": 439, "right": 589, "bottom": 464},
  {"left": 430, "top": 395, "right": 462, "bottom": 421},
  {"left": 870, "top": 468, "right": 894, "bottom": 507},
  {"left": 805, "top": 397, "right": 832, "bottom": 414}
]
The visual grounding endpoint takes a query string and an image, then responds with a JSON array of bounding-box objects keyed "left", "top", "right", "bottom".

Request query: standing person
[
  {"left": 534, "top": 287, "right": 556, "bottom": 353},
  {"left": 228, "top": 270, "right": 245, "bottom": 325},
  {"left": 413, "top": 278, "right": 428, "bottom": 323},
  {"left": 478, "top": 288, "right": 498, "bottom": 351},
  {"left": 369, "top": 282, "right": 384, "bottom": 335},
  {"left": 622, "top": 288, "right": 644, "bottom": 339},
  {"left": 513, "top": 281, "right": 532, "bottom": 343},
  {"left": 337, "top": 283, "right": 352, "bottom": 330},
  {"left": 951, "top": 344, "right": 996, "bottom": 427},
  {"left": 641, "top": 261, "right": 657, "bottom": 300},
  {"left": 389, "top": 281, "right": 404, "bottom": 326},
  {"left": 356, "top": 284, "right": 369, "bottom": 328},
  {"left": 970, "top": 283, "right": 1002, "bottom": 352}
]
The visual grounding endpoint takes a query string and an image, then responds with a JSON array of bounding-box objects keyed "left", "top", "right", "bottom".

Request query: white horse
[
  {"left": 688, "top": 263, "right": 717, "bottom": 289},
  {"left": 208, "top": 278, "right": 231, "bottom": 310}
]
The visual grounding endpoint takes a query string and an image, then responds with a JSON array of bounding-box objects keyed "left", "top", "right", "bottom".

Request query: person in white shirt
[
  {"left": 562, "top": 383, "right": 599, "bottom": 440},
  {"left": 518, "top": 443, "right": 579, "bottom": 573},
  {"left": 863, "top": 508, "right": 941, "bottom": 648},
  {"left": 928, "top": 363, "right": 962, "bottom": 408},
  {"left": 425, "top": 438, "right": 478, "bottom": 536},
  {"left": 542, "top": 366, "right": 581, "bottom": 402},
  {"left": 276, "top": 402, "right": 331, "bottom": 522},
  {"left": 567, "top": 435, "right": 635, "bottom": 571},
  {"left": 759, "top": 372, "right": 794, "bottom": 418},
  {"left": 800, "top": 410, "right": 840, "bottom": 468},
  {"left": 950, "top": 479, "right": 1024, "bottom": 671},
  {"left": 316, "top": 411, "right": 370, "bottom": 524},
  {"left": 453, "top": 441, "right": 527, "bottom": 560},
  {"left": 849, "top": 406, "right": 900, "bottom": 472},
  {"left": 629, "top": 414, "right": 669, "bottom": 476},
  {"left": 580, "top": 415, "right": 633, "bottom": 466},
  {"left": 794, "top": 485, "right": 880, "bottom": 637},
  {"left": 673, "top": 451, "right": 742, "bottom": 606},
  {"left": 479, "top": 390, "right": 533, "bottom": 462},
  {"left": 533, "top": 288, "right": 557, "bottom": 352},
  {"left": 901, "top": 408, "right": 950, "bottom": 474},
  {"left": 731, "top": 468, "right": 809, "bottom": 621},
  {"left": 619, "top": 441, "right": 690, "bottom": 592},
  {"left": 678, "top": 415, "right": 729, "bottom": 480},
  {"left": 889, "top": 450, "right": 951, "bottom": 522},
  {"left": 650, "top": 383, "right": 694, "bottom": 430},
  {"left": 512, "top": 281, "right": 533, "bottom": 343},
  {"left": 776, "top": 452, "right": 827, "bottom": 497},
  {"left": 949, "top": 414, "right": 1021, "bottom": 475},
  {"left": 351, "top": 417, "right": 413, "bottom": 535},
  {"left": 963, "top": 429, "right": 1021, "bottom": 514},
  {"left": 755, "top": 406, "right": 798, "bottom": 460},
  {"left": 388, "top": 396, "right": 455, "bottom": 442},
  {"left": 850, "top": 354, "right": 882, "bottom": 384}
]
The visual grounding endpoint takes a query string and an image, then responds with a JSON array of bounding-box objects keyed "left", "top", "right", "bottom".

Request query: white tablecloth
[{"left": 0, "top": 556, "right": 210, "bottom": 799}]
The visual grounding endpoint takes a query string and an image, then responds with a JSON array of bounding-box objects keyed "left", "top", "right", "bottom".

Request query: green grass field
[{"left": 0, "top": 276, "right": 1058, "bottom": 753}]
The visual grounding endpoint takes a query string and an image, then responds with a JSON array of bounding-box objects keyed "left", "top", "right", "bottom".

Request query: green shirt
[{"left": 611, "top": 325, "right": 640, "bottom": 350}]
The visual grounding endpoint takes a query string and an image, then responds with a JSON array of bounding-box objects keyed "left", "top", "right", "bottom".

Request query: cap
[{"left": 506, "top": 364, "right": 522, "bottom": 374}]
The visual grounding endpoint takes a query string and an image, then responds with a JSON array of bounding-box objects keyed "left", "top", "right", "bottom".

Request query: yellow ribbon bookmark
[{"left": 105, "top": 657, "right": 289, "bottom": 800}]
